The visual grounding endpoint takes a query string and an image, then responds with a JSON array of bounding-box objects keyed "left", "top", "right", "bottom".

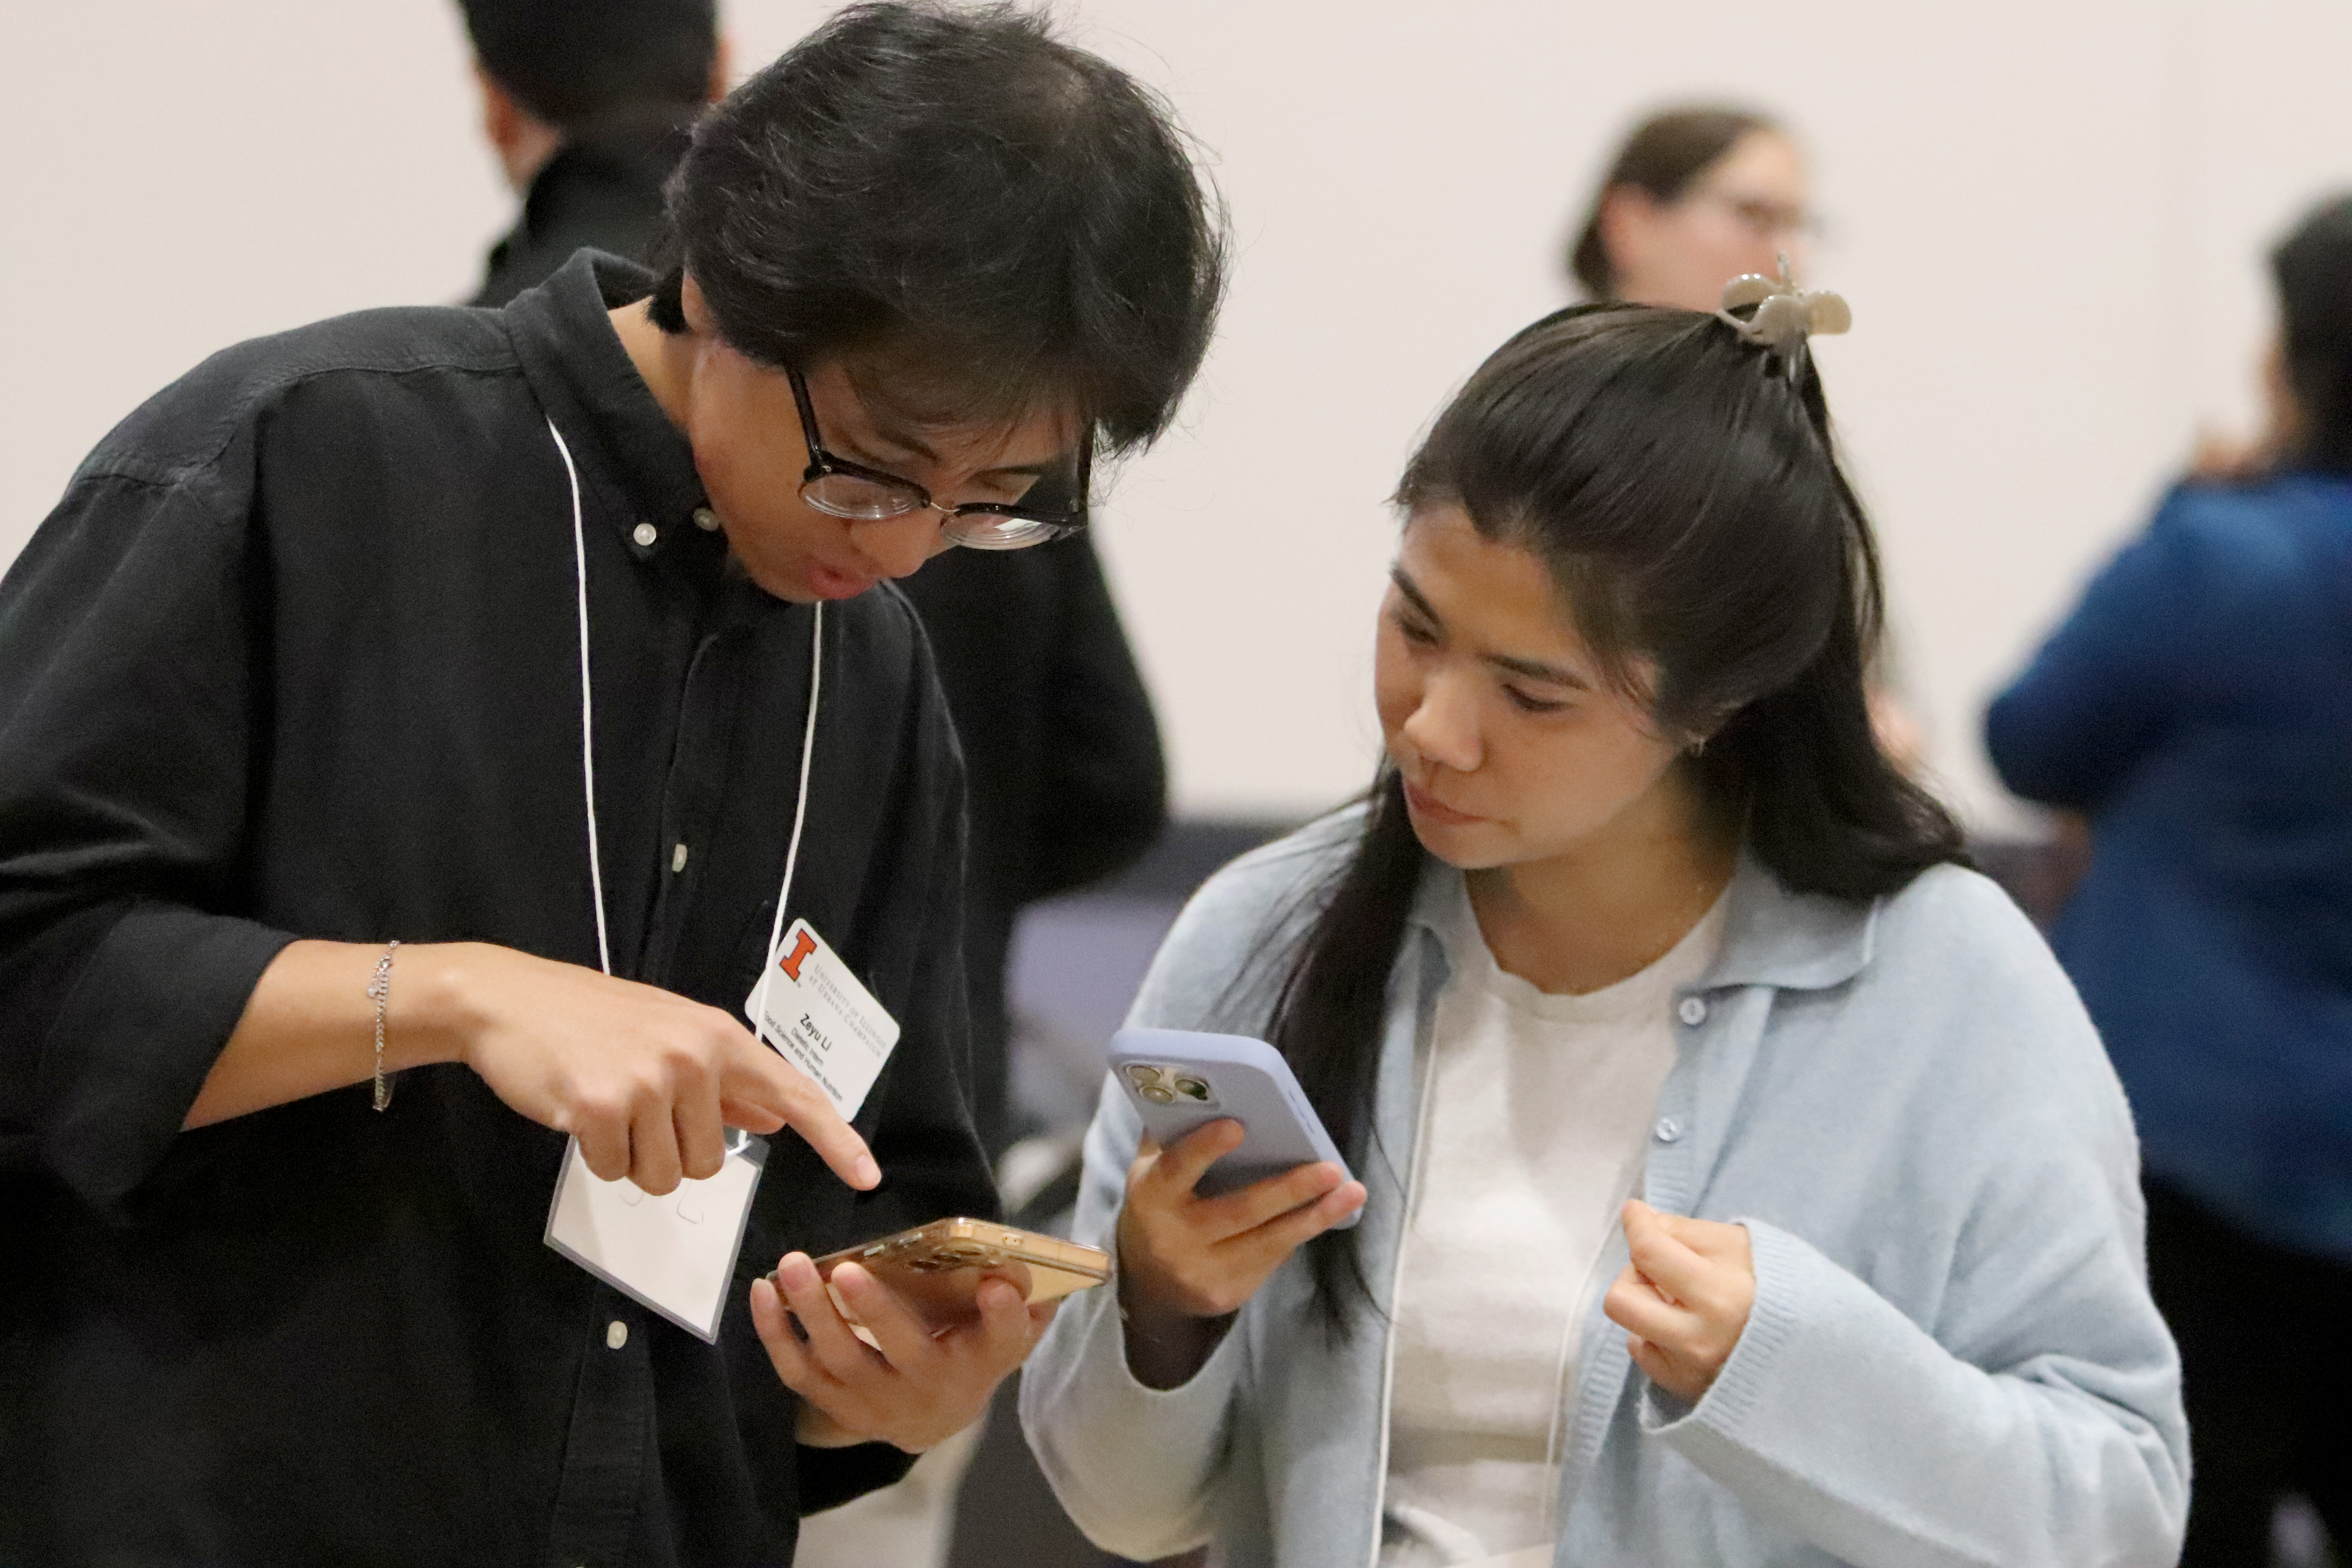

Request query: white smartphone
[{"left": 1107, "top": 1027, "right": 1359, "bottom": 1229}]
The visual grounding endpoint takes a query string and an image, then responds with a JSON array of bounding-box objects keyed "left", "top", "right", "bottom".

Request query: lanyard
[{"left": 544, "top": 418, "right": 824, "bottom": 998}]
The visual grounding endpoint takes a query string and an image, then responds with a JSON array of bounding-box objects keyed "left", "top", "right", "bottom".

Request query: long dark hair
[
  {"left": 1270, "top": 306, "right": 1967, "bottom": 1333},
  {"left": 2274, "top": 193, "right": 2352, "bottom": 476},
  {"left": 1568, "top": 107, "right": 1777, "bottom": 300}
]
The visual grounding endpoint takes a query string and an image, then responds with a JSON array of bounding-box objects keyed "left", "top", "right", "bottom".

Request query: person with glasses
[
  {"left": 1565, "top": 105, "right": 1821, "bottom": 312},
  {"left": 0, "top": 5, "right": 1222, "bottom": 1566}
]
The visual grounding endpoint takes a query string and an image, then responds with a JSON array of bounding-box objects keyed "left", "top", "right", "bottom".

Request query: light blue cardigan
[{"left": 1020, "top": 813, "right": 2189, "bottom": 1568}]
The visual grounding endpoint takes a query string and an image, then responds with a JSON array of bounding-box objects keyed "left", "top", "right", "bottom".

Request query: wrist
[{"left": 384, "top": 942, "right": 489, "bottom": 1070}]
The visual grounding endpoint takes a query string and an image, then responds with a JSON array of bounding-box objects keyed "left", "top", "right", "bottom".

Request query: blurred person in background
[
  {"left": 463, "top": 0, "right": 726, "bottom": 308},
  {"left": 1025, "top": 294, "right": 2185, "bottom": 1567},
  {"left": 1570, "top": 106, "right": 1924, "bottom": 775},
  {"left": 1566, "top": 106, "right": 1813, "bottom": 312},
  {"left": 1987, "top": 193, "right": 2352, "bottom": 1568},
  {"left": 0, "top": 6, "right": 1224, "bottom": 1564}
]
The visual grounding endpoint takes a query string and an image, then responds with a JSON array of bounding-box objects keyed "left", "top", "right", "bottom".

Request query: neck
[
  {"left": 608, "top": 300, "right": 699, "bottom": 432},
  {"left": 1466, "top": 769, "right": 1735, "bottom": 995}
]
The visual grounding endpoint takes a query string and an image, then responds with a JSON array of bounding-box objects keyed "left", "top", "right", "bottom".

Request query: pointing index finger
[{"left": 726, "top": 1032, "right": 880, "bottom": 1189}]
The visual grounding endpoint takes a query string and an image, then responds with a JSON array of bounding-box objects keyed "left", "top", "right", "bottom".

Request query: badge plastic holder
[{"left": 544, "top": 1129, "right": 769, "bottom": 1343}]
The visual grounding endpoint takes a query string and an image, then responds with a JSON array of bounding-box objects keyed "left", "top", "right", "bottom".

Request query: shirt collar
[
  {"left": 501, "top": 250, "right": 710, "bottom": 546},
  {"left": 1406, "top": 848, "right": 1875, "bottom": 996}
]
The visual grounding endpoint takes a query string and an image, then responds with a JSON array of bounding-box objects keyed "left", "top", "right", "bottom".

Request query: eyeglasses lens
[
  {"left": 944, "top": 516, "right": 1059, "bottom": 551},
  {"left": 802, "top": 472, "right": 925, "bottom": 521}
]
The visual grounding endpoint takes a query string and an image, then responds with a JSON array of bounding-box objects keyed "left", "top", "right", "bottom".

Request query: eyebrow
[{"left": 1389, "top": 566, "right": 1591, "bottom": 690}]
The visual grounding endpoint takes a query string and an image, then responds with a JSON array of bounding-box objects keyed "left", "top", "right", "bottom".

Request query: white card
[
  {"left": 742, "top": 918, "right": 901, "bottom": 1119},
  {"left": 543, "top": 1132, "right": 768, "bottom": 1343}
]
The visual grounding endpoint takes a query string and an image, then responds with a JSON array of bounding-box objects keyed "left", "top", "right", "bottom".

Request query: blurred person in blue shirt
[{"left": 1987, "top": 193, "right": 2352, "bottom": 1568}]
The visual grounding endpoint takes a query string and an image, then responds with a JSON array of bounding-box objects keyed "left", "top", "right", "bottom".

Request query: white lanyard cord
[
  {"left": 546, "top": 417, "right": 823, "bottom": 995},
  {"left": 750, "top": 597, "right": 824, "bottom": 1040},
  {"left": 548, "top": 419, "right": 612, "bottom": 978}
]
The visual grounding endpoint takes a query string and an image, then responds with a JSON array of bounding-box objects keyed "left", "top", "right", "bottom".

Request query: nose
[
  {"left": 1400, "top": 668, "right": 1481, "bottom": 775},
  {"left": 849, "top": 511, "right": 950, "bottom": 580}
]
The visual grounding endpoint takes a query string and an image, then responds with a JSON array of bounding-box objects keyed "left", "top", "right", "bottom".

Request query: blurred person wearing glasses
[
  {"left": 1988, "top": 193, "right": 2352, "bottom": 1568},
  {"left": 0, "top": 6, "right": 1222, "bottom": 1565},
  {"left": 1569, "top": 107, "right": 1920, "bottom": 774},
  {"left": 1566, "top": 107, "right": 1818, "bottom": 313}
]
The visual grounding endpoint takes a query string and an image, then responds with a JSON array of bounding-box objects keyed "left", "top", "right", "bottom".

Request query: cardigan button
[
  {"left": 1653, "top": 1117, "right": 1682, "bottom": 1143},
  {"left": 606, "top": 1319, "right": 629, "bottom": 1351},
  {"left": 632, "top": 522, "right": 659, "bottom": 548},
  {"left": 693, "top": 506, "right": 721, "bottom": 532},
  {"left": 1677, "top": 996, "right": 1708, "bottom": 1027}
]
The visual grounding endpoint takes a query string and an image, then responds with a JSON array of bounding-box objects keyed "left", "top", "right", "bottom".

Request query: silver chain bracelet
[{"left": 367, "top": 940, "right": 401, "bottom": 1112}]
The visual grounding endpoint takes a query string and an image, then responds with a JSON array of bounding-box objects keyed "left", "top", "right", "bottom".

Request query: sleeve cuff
[
  {"left": 1018, "top": 1263, "right": 1242, "bottom": 1556},
  {"left": 39, "top": 902, "right": 296, "bottom": 1213},
  {"left": 795, "top": 1439, "right": 917, "bottom": 1515}
]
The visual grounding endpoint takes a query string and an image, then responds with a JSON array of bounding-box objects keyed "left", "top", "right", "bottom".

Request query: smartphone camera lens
[
  {"left": 1123, "top": 1065, "right": 1160, "bottom": 1091},
  {"left": 1174, "top": 1076, "right": 1211, "bottom": 1102},
  {"left": 1140, "top": 1083, "right": 1176, "bottom": 1104}
]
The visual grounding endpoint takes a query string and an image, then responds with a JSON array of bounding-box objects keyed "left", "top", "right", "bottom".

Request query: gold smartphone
[{"left": 803, "top": 1218, "right": 1109, "bottom": 1334}]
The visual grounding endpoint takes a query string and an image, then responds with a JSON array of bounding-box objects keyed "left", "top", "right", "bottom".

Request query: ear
[
  {"left": 708, "top": 36, "right": 733, "bottom": 103},
  {"left": 679, "top": 272, "right": 713, "bottom": 336},
  {"left": 475, "top": 64, "right": 563, "bottom": 193},
  {"left": 475, "top": 64, "right": 522, "bottom": 154},
  {"left": 1597, "top": 184, "right": 1665, "bottom": 285}
]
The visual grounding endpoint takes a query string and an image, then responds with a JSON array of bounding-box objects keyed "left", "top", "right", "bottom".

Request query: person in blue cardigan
[
  {"left": 1026, "top": 277, "right": 2187, "bottom": 1567},
  {"left": 1987, "top": 193, "right": 2352, "bottom": 1567}
]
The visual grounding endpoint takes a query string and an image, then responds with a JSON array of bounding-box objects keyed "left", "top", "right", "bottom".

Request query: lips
[
  {"left": 1401, "top": 778, "right": 1482, "bottom": 826},
  {"left": 805, "top": 563, "right": 878, "bottom": 601}
]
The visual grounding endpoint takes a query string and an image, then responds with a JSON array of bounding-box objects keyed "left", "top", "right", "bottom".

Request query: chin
[{"left": 1404, "top": 813, "right": 1513, "bottom": 871}]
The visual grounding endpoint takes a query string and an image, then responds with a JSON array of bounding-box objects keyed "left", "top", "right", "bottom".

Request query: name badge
[
  {"left": 544, "top": 1132, "right": 769, "bottom": 1344},
  {"left": 742, "top": 917, "right": 901, "bottom": 1119}
]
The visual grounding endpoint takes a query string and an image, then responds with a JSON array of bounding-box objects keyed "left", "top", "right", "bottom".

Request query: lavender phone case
[{"left": 1107, "top": 1027, "right": 1359, "bottom": 1229}]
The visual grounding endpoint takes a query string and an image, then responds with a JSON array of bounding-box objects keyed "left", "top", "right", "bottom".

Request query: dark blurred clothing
[
  {"left": 472, "top": 123, "right": 684, "bottom": 308},
  {"left": 2143, "top": 1179, "right": 2350, "bottom": 1566},
  {"left": 1987, "top": 473, "right": 2352, "bottom": 1263},
  {"left": 897, "top": 545, "right": 1165, "bottom": 1154}
]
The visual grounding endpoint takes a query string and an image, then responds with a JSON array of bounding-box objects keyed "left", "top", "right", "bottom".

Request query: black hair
[
  {"left": 1568, "top": 106, "right": 1779, "bottom": 300},
  {"left": 2272, "top": 193, "right": 2352, "bottom": 476},
  {"left": 1269, "top": 306, "right": 1967, "bottom": 1333},
  {"left": 459, "top": 0, "right": 717, "bottom": 134},
  {"left": 646, "top": 1, "right": 1226, "bottom": 455}
]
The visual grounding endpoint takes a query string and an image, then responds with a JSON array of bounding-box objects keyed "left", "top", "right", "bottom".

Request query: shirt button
[
  {"left": 1677, "top": 996, "right": 1708, "bottom": 1027},
  {"left": 1654, "top": 1117, "right": 1682, "bottom": 1143},
  {"left": 605, "top": 1319, "right": 628, "bottom": 1351},
  {"left": 671, "top": 842, "right": 690, "bottom": 874},
  {"left": 692, "top": 506, "right": 721, "bottom": 532},
  {"left": 632, "top": 522, "right": 659, "bottom": 548}
]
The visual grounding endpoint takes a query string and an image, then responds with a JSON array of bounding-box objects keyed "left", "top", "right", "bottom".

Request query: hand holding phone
[
  {"left": 1107, "top": 1028, "right": 1367, "bottom": 1388},
  {"left": 1108, "top": 1027, "right": 1357, "bottom": 1225},
  {"left": 799, "top": 1218, "right": 1109, "bottom": 1337}
]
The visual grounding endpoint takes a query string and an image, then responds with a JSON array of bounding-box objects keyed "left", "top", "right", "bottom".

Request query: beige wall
[{"left": 7, "top": 3, "right": 2350, "bottom": 828}]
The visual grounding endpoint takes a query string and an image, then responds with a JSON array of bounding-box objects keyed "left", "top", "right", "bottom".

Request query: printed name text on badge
[{"left": 744, "top": 918, "right": 900, "bottom": 1119}]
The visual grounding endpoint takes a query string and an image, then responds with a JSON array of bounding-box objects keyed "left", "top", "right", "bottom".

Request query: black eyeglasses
[{"left": 786, "top": 366, "right": 1091, "bottom": 552}]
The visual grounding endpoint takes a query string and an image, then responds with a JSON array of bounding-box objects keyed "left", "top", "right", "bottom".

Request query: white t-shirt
[{"left": 1380, "top": 873, "right": 1727, "bottom": 1568}]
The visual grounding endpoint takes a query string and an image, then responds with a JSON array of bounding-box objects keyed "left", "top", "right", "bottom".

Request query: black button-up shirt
[{"left": 0, "top": 253, "right": 995, "bottom": 1566}]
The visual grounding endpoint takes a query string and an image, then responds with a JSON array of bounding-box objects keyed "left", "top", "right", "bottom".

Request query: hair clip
[{"left": 1717, "top": 254, "right": 1850, "bottom": 374}]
